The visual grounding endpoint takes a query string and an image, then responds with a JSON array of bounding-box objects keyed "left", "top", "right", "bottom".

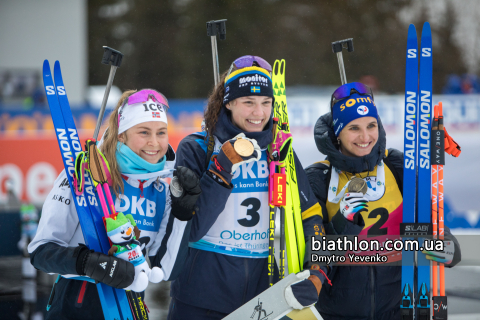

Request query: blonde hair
[{"left": 100, "top": 89, "right": 137, "bottom": 196}]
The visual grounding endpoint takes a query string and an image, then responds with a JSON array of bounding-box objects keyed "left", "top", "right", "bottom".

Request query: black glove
[
  {"left": 75, "top": 244, "right": 134, "bottom": 289},
  {"left": 170, "top": 166, "right": 202, "bottom": 221}
]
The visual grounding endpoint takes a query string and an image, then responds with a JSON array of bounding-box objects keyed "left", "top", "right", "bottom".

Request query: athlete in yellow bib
[{"left": 305, "top": 82, "right": 461, "bottom": 320}]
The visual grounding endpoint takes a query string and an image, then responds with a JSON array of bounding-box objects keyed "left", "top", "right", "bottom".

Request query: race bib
[{"left": 190, "top": 148, "right": 270, "bottom": 258}]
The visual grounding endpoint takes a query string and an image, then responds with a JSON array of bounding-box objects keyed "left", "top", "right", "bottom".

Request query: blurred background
[{"left": 1, "top": 0, "right": 480, "bottom": 319}]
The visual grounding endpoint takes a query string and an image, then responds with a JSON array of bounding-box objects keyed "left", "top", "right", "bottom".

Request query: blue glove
[{"left": 285, "top": 269, "right": 329, "bottom": 310}]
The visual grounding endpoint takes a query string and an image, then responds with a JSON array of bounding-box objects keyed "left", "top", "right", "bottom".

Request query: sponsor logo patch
[
  {"left": 109, "top": 260, "right": 117, "bottom": 277},
  {"left": 335, "top": 123, "right": 344, "bottom": 135},
  {"left": 59, "top": 178, "right": 70, "bottom": 189},
  {"left": 357, "top": 105, "right": 369, "bottom": 115},
  {"left": 52, "top": 194, "right": 71, "bottom": 205}
]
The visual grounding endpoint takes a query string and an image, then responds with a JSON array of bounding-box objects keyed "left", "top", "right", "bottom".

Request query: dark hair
[{"left": 204, "top": 70, "right": 229, "bottom": 138}]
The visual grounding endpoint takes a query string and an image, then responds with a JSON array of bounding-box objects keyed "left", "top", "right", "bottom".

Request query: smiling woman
[
  {"left": 337, "top": 117, "right": 379, "bottom": 157},
  {"left": 27, "top": 88, "right": 200, "bottom": 320},
  {"left": 118, "top": 122, "right": 169, "bottom": 164},
  {"left": 226, "top": 96, "right": 273, "bottom": 132},
  {"left": 304, "top": 82, "right": 461, "bottom": 319},
  {"left": 168, "top": 56, "right": 330, "bottom": 319}
]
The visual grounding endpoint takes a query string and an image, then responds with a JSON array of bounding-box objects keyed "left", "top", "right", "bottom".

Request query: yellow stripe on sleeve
[{"left": 302, "top": 202, "right": 323, "bottom": 220}]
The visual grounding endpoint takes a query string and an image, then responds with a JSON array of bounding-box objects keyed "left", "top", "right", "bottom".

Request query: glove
[
  {"left": 208, "top": 133, "right": 261, "bottom": 185},
  {"left": 76, "top": 244, "right": 134, "bottom": 289},
  {"left": 444, "top": 127, "right": 461, "bottom": 157},
  {"left": 339, "top": 192, "right": 369, "bottom": 224},
  {"left": 285, "top": 269, "right": 327, "bottom": 310},
  {"left": 170, "top": 166, "right": 202, "bottom": 221},
  {"left": 421, "top": 239, "right": 455, "bottom": 264}
]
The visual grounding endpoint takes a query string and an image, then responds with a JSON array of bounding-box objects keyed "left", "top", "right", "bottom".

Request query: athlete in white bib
[
  {"left": 29, "top": 89, "right": 200, "bottom": 320},
  {"left": 168, "top": 56, "right": 331, "bottom": 319}
]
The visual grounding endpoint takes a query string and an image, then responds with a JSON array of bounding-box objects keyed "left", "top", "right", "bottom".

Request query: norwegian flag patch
[{"left": 152, "top": 112, "right": 161, "bottom": 118}]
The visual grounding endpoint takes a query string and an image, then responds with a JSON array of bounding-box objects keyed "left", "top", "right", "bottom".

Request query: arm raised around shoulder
[
  {"left": 175, "top": 134, "right": 233, "bottom": 242},
  {"left": 175, "top": 134, "right": 209, "bottom": 177},
  {"left": 305, "top": 161, "right": 331, "bottom": 206}
]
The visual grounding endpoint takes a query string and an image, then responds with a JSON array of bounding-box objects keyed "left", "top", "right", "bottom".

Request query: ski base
[{"left": 223, "top": 273, "right": 318, "bottom": 320}]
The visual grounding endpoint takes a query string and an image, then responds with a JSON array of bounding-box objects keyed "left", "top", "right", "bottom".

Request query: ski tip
[
  {"left": 43, "top": 59, "right": 50, "bottom": 70},
  {"left": 273, "top": 60, "right": 279, "bottom": 76},
  {"left": 408, "top": 24, "right": 417, "bottom": 38},
  {"left": 272, "top": 59, "right": 285, "bottom": 77},
  {"left": 422, "top": 22, "right": 431, "bottom": 37},
  {"left": 54, "top": 60, "right": 61, "bottom": 74}
]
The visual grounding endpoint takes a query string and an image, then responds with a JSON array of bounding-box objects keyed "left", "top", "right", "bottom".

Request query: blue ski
[
  {"left": 52, "top": 61, "right": 135, "bottom": 319},
  {"left": 401, "top": 23, "right": 419, "bottom": 320},
  {"left": 401, "top": 22, "right": 433, "bottom": 320},
  {"left": 43, "top": 60, "right": 132, "bottom": 320},
  {"left": 400, "top": 24, "right": 418, "bottom": 320},
  {"left": 416, "top": 22, "right": 432, "bottom": 320}
]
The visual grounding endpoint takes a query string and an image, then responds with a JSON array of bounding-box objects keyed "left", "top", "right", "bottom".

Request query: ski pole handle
[
  {"left": 206, "top": 19, "right": 227, "bottom": 86},
  {"left": 93, "top": 46, "right": 124, "bottom": 141},
  {"left": 331, "top": 38, "right": 354, "bottom": 85}
]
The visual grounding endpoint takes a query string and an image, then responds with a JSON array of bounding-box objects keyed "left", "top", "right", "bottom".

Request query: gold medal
[
  {"left": 348, "top": 177, "right": 368, "bottom": 194},
  {"left": 234, "top": 138, "right": 254, "bottom": 157}
]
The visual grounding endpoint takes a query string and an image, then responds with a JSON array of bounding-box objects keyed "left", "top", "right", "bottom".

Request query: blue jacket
[{"left": 171, "top": 109, "right": 328, "bottom": 314}]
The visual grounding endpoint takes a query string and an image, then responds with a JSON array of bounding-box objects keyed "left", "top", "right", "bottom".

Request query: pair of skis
[
  {"left": 401, "top": 22, "right": 440, "bottom": 320},
  {"left": 43, "top": 60, "right": 139, "bottom": 320},
  {"left": 270, "top": 59, "right": 306, "bottom": 276}
]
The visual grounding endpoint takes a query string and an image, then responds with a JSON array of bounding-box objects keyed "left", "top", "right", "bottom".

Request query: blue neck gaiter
[{"left": 116, "top": 142, "right": 166, "bottom": 175}]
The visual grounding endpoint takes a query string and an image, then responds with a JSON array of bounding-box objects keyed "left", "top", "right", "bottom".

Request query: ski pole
[
  {"left": 331, "top": 38, "right": 354, "bottom": 85},
  {"left": 268, "top": 118, "right": 279, "bottom": 286},
  {"left": 431, "top": 105, "right": 439, "bottom": 299},
  {"left": 278, "top": 123, "right": 288, "bottom": 280},
  {"left": 438, "top": 103, "right": 446, "bottom": 297},
  {"left": 93, "top": 46, "right": 124, "bottom": 141},
  {"left": 83, "top": 140, "right": 148, "bottom": 320},
  {"left": 431, "top": 102, "right": 447, "bottom": 319},
  {"left": 268, "top": 119, "right": 292, "bottom": 285},
  {"left": 206, "top": 19, "right": 227, "bottom": 86}
]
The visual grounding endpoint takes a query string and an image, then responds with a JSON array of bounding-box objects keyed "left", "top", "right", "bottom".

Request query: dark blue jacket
[
  {"left": 171, "top": 109, "right": 328, "bottom": 314},
  {"left": 305, "top": 113, "right": 461, "bottom": 320}
]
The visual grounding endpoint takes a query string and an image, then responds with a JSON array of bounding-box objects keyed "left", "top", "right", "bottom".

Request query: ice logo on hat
[{"left": 357, "top": 105, "right": 369, "bottom": 115}]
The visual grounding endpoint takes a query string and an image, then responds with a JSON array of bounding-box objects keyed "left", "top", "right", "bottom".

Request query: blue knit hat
[{"left": 332, "top": 93, "right": 378, "bottom": 136}]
